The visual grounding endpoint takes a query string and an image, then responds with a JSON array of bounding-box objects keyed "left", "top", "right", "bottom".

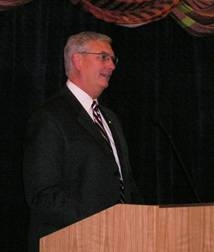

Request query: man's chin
[{"left": 102, "top": 80, "right": 109, "bottom": 88}]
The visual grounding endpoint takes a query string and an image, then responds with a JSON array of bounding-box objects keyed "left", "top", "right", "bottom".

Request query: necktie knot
[
  {"left": 91, "top": 100, "right": 99, "bottom": 112},
  {"left": 91, "top": 100, "right": 111, "bottom": 146},
  {"left": 91, "top": 101, "right": 103, "bottom": 126}
]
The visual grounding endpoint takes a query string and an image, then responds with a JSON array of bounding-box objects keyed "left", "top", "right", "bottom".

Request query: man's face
[{"left": 78, "top": 40, "right": 116, "bottom": 98}]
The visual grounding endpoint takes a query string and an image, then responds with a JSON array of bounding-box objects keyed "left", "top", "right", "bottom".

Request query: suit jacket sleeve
[{"left": 23, "top": 110, "right": 86, "bottom": 229}]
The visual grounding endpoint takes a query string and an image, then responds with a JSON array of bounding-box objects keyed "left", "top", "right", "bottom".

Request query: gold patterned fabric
[{"left": 171, "top": 0, "right": 214, "bottom": 36}]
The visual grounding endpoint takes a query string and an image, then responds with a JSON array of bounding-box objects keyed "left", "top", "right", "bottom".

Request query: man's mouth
[{"left": 100, "top": 73, "right": 112, "bottom": 81}]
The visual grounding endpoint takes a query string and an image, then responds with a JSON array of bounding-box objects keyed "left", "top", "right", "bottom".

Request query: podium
[{"left": 40, "top": 204, "right": 214, "bottom": 252}]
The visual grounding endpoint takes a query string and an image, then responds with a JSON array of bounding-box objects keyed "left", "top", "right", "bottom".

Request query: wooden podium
[{"left": 40, "top": 204, "right": 214, "bottom": 252}]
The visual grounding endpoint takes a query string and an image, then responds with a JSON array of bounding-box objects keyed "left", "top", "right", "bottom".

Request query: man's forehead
[{"left": 86, "top": 40, "right": 114, "bottom": 54}]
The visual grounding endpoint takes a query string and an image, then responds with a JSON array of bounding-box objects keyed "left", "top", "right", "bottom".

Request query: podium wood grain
[{"left": 40, "top": 204, "right": 214, "bottom": 252}]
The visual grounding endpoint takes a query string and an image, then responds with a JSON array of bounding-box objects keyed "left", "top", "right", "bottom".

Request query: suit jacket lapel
[
  {"left": 61, "top": 86, "right": 112, "bottom": 153},
  {"left": 100, "top": 107, "right": 127, "bottom": 173},
  {"left": 77, "top": 110, "right": 112, "bottom": 152}
]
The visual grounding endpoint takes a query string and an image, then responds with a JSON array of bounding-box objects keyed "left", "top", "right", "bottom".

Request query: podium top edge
[
  {"left": 158, "top": 203, "right": 214, "bottom": 208},
  {"left": 117, "top": 203, "right": 214, "bottom": 208}
]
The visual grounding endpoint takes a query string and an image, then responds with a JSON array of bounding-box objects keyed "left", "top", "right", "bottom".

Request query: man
[{"left": 23, "top": 31, "right": 142, "bottom": 252}]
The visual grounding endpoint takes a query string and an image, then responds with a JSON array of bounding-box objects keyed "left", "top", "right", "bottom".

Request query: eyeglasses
[{"left": 78, "top": 51, "right": 118, "bottom": 65}]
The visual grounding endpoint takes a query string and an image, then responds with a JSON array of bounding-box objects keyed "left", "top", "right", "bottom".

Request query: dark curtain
[{"left": 1, "top": 0, "right": 214, "bottom": 251}]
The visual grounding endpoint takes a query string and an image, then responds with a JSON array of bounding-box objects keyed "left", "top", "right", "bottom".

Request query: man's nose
[{"left": 107, "top": 58, "right": 116, "bottom": 70}]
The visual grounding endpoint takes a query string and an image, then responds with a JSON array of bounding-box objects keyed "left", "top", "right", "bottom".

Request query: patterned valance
[
  {"left": 70, "top": 0, "right": 180, "bottom": 26},
  {"left": 0, "top": 0, "right": 31, "bottom": 10},
  {"left": 70, "top": 0, "right": 214, "bottom": 35},
  {"left": 1, "top": 0, "right": 214, "bottom": 36},
  {"left": 171, "top": 0, "right": 214, "bottom": 36}
]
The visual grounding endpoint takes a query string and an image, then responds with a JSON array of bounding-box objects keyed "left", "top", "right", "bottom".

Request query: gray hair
[{"left": 64, "top": 31, "right": 112, "bottom": 77}]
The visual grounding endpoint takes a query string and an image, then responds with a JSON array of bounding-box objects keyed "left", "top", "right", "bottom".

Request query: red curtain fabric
[
  {"left": 0, "top": 0, "right": 214, "bottom": 34},
  {"left": 70, "top": 0, "right": 180, "bottom": 25},
  {"left": 70, "top": 0, "right": 214, "bottom": 35},
  {"left": 0, "top": 0, "right": 31, "bottom": 11}
]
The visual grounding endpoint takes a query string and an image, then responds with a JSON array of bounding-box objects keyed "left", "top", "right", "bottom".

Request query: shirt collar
[{"left": 66, "top": 79, "right": 97, "bottom": 118}]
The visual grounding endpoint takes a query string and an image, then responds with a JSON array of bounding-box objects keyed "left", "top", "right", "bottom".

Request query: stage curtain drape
[
  {"left": 1, "top": 0, "right": 214, "bottom": 35},
  {"left": 171, "top": 0, "right": 214, "bottom": 35},
  {"left": 69, "top": 0, "right": 180, "bottom": 25},
  {"left": 70, "top": 0, "right": 214, "bottom": 35},
  {"left": 0, "top": 0, "right": 214, "bottom": 251},
  {"left": 0, "top": 0, "right": 31, "bottom": 10}
]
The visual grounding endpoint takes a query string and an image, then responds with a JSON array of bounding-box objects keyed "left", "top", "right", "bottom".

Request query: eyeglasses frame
[{"left": 77, "top": 51, "right": 118, "bottom": 65}]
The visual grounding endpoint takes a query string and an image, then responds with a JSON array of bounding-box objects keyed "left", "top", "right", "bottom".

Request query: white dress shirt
[{"left": 66, "top": 79, "right": 123, "bottom": 179}]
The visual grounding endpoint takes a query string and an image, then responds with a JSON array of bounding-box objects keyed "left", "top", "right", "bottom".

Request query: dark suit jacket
[{"left": 23, "top": 86, "right": 142, "bottom": 252}]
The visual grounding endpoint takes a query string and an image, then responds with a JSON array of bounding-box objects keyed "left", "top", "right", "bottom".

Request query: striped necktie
[
  {"left": 91, "top": 100, "right": 126, "bottom": 203},
  {"left": 91, "top": 100, "right": 110, "bottom": 145}
]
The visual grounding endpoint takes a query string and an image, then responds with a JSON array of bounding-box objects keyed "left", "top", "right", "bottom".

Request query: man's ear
[{"left": 72, "top": 53, "right": 82, "bottom": 71}]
